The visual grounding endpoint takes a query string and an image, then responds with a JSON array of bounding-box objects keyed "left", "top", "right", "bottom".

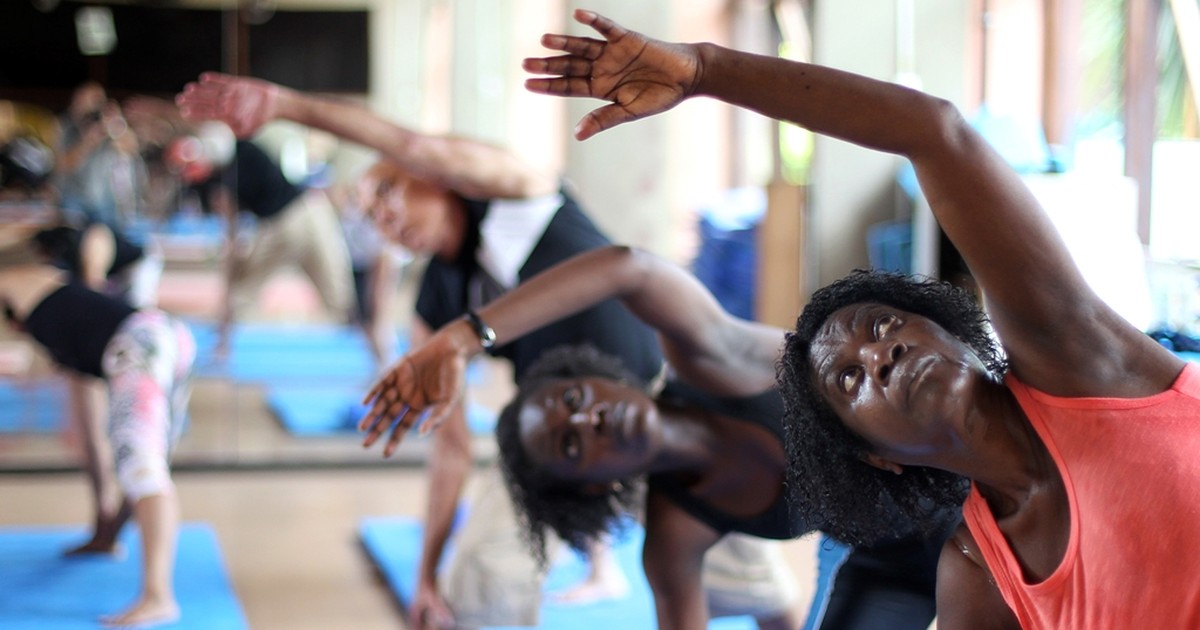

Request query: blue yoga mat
[
  {"left": 189, "top": 321, "right": 410, "bottom": 384},
  {"left": 0, "top": 379, "right": 66, "bottom": 434},
  {"left": 358, "top": 515, "right": 756, "bottom": 630},
  {"left": 267, "top": 384, "right": 498, "bottom": 437},
  {"left": 0, "top": 522, "right": 248, "bottom": 629},
  {"left": 188, "top": 321, "right": 487, "bottom": 387}
]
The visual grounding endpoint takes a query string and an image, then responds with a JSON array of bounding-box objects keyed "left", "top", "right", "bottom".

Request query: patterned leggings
[{"left": 101, "top": 311, "right": 195, "bottom": 501}]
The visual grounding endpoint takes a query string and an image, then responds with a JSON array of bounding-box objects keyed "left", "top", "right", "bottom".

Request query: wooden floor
[
  {"left": 0, "top": 466, "right": 823, "bottom": 630},
  {"left": 0, "top": 468, "right": 416, "bottom": 629},
  {"left": 0, "top": 265, "right": 826, "bottom": 629}
]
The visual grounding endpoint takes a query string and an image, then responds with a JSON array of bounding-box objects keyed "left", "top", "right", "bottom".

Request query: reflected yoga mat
[
  {"left": 188, "top": 322, "right": 408, "bottom": 383},
  {"left": 358, "top": 515, "right": 756, "bottom": 630},
  {"left": 0, "top": 522, "right": 248, "bottom": 630},
  {"left": 266, "top": 385, "right": 497, "bottom": 437},
  {"left": 0, "top": 379, "right": 66, "bottom": 434}
]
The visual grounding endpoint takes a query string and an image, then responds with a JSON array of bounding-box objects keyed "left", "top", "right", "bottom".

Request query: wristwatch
[{"left": 464, "top": 310, "right": 496, "bottom": 351}]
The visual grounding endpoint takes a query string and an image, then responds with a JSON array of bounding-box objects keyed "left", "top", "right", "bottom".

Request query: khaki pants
[
  {"left": 230, "top": 190, "right": 354, "bottom": 320},
  {"left": 443, "top": 465, "right": 798, "bottom": 627}
]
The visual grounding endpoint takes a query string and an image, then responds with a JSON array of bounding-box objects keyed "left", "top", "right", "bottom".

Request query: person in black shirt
[
  {"left": 177, "top": 74, "right": 802, "bottom": 630},
  {"left": 362, "top": 245, "right": 953, "bottom": 630},
  {"left": 165, "top": 123, "right": 355, "bottom": 358}
]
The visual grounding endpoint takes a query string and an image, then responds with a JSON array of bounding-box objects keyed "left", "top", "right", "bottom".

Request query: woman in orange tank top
[{"left": 503, "top": 10, "right": 1196, "bottom": 629}]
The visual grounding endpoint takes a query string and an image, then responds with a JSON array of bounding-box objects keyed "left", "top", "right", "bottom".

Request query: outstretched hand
[
  {"left": 410, "top": 582, "right": 456, "bottom": 630},
  {"left": 523, "top": 9, "right": 701, "bottom": 140},
  {"left": 175, "top": 72, "right": 280, "bottom": 138},
  {"left": 358, "top": 333, "right": 471, "bottom": 457}
]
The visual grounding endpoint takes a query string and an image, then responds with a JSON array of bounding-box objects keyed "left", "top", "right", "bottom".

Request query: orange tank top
[{"left": 964, "top": 362, "right": 1200, "bottom": 629}]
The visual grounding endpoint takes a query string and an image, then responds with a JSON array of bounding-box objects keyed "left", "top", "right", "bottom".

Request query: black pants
[{"left": 806, "top": 526, "right": 952, "bottom": 630}]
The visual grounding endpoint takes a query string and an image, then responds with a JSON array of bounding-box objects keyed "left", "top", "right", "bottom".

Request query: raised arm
[
  {"left": 359, "top": 245, "right": 783, "bottom": 454},
  {"left": 176, "top": 72, "right": 556, "bottom": 199},
  {"left": 77, "top": 223, "right": 116, "bottom": 290},
  {"left": 526, "top": 9, "right": 1179, "bottom": 394},
  {"left": 641, "top": 491, "right": 722, "bottom": 630}
]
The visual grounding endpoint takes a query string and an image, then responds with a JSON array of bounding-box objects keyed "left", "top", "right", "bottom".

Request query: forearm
[
  {"left": 478, "top": 246, "right": 718, "bottom": 349},
  {"left": 365, "top": 254, "right": 398, "bottom": 362},
  {"left": 79, "top": 224, "right": 115, "bottom": 290},
  {"left": 275, "top": 88, "right": 413, "bottom": 160},
  {"left": 694, "top": 43, "right": 1086, "bottom": 327},
  {"left": 277, "top": 88, "right": 553, "bottom": 199},
  {"left": 648, "top": 564, "right": 709, "bottom": 630},
  {"left": 418, "top": 409, "right": 473, "bottom": 585},
  {"left": 217, "top": 192, "right": 239, "bottom": 324},
  {"left": 693, "top": 43, "right": 949, "bottom": 159},
  {"left": 367, "top": 253, "right": 397, "bottom": 324}
]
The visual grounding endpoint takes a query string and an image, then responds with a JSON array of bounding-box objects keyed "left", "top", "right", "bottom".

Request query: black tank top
[
  {"left": 198, "top": 141, "right": 304, "bottom": 220},
  {"left": 648, "top": 380, "right": 809, "bottom": 540},
  {"left": 23, "top": 283, "right": 136, "bottom": 378},
  {"left": 34, "top": 224, "right": 144, "bottom": 279},
  {"left": 415, "top": 189, "right": 664, "bottom": 383}
]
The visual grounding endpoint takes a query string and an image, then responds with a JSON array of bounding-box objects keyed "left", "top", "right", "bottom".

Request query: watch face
[{"left": 468, "top": 311, "right": 496, "bottom": 349}]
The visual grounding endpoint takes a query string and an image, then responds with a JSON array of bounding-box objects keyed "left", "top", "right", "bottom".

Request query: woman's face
[
  {"left": 518, "top": 376, "right": 662, "bottom": 484},
  {"left": 363, "top": 167, "right": 451, "bottom": 255},
  {"left": 808, "top": 303, "right": 987, "bottom": 463}
]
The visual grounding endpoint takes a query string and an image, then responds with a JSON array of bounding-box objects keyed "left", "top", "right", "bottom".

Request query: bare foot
[
  {"left": 100, "top": 597, "right": 180, "bottom": 629},
  {"left": 63, "top": 537, "right": 125, "bottom": 558},
  {"left": 548, "top": 570, "right": 630, "bottom": 604}
]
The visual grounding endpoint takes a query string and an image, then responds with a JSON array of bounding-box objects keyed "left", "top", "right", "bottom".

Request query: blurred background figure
[{"left": 164, "top": 121, "right": 356, "bottom": 360}]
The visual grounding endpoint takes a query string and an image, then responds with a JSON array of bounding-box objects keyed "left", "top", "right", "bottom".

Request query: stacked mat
[
  {"left": 358, "top": 515, "right": 758, "bottom": 630},
  {"left": 0, "top": 522, "right": 248, "bottom": 629},
  {"left": 0, "top": 379, "right": 67, "bottom": 434},
  {"left": 189, "top": 322, "right": 397, "bottom": 384},
  {"left": 187, "top": 321, "right": 495, "bottom": 437},
  {"left": 266, "top": 385, "right": 498, "bottom": 436}
]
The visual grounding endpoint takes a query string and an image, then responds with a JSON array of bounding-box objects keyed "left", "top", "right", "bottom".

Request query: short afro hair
[
  {"left": 778, "top": 269, "right": 1005, "bottom": 545},
  {"left": 495, "top": 344, "right": 648, "bottom": 566}
]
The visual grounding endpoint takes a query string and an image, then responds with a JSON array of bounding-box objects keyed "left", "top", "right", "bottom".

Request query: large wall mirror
[{"left": 0, "top": 0, "right": 523, "bottom": 472}]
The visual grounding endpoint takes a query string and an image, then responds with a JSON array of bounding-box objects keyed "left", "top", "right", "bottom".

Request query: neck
[
  {"left": 954, "top": 382, "right": 1057, "bottom": 516},
  {"left": 648, "top": 403, "right": 724, "bottom": 475},
  {"left": 435, "top": 196, "right": 467, "bottom": 261}
]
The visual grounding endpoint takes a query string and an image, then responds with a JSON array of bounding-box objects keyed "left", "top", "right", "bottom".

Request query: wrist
[
  {"left": 462, "top": 310, "right": 496, "bottom": 353},
  {"left": 690, "top": 42, "right": 718, "bottom": 98},
  {"left": 273, "top": 84, "right": 300, "bottom": 121},
  {"left": 442, "top": 317, "right": 487, "bottom": 359}
]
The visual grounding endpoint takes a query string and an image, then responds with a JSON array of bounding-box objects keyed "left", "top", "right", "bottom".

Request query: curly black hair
[
  {"left": 778, "top": 269, "right": 1007, "bottom": 546},
  {"left": 494, "top": 344, "right": 649, "bottom": 567}
]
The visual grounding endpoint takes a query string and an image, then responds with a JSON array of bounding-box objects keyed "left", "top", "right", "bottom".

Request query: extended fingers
[
  {"left": 176, "top": 85, "right": 223, "bottom": 119},
  {"left": 522, "top": 55, "right": 593, "bottom": 78},
  {"left": 199, "top": 71, "right": 236, "bottom": 86},
  {"left": 574, "top": 103, "right": 635, "bottom": 140},
  {"left": 540, "top": 33, "right": 607, "bottom": 60},
  {"left": 360, "top": 402, "right": 411, "bottom": 450},
  {"left": 524, "top": 76, "right": 595, "bottom": 99},
  {"left": 573, "top": 9, "right": 628, "bottom": 43}
]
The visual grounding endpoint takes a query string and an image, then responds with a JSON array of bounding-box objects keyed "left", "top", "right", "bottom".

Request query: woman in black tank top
[
  {"left": 360, "top": 246, "right": 952, "bottom": 630},
  {"left": 0, "top": 220, "right": 193, "bottom": 628}
]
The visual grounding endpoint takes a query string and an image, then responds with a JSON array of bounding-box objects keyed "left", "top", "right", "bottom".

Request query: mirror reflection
[{"left": 0, "top": 0, "right": 522, "bottom": 472}]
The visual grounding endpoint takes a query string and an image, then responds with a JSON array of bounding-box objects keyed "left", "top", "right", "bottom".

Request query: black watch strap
[{"left": 465, "top": 310, "right": 496, "bottom": 350}]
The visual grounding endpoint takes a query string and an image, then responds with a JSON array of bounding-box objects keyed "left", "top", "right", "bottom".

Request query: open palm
[{"left": 523, "top": 9, "right": 700, "bottom": 140}]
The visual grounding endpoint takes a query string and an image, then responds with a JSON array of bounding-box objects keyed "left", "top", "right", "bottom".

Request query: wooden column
[
  {"left": 1042, "top": 0, "right": 1082, "bottom": 150},
  {"left": 1125, "top": 0, "right": 1160, "bottom": 245},
  {"left": 757, "top": 181, "right": 807, "bottom": 328}
]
